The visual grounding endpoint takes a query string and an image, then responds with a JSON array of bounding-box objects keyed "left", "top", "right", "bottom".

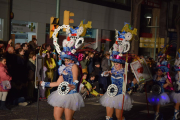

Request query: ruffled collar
[{"left": 111, "top": 66, "right": 124, "bottom": 74}]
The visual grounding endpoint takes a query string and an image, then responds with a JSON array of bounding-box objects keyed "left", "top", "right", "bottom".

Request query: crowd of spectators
[{"left": 0, "top": 38, "right": 159, "bottom": 110}]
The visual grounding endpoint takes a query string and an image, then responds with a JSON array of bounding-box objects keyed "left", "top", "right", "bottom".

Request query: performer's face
[
  {"left": 64, "top": 59, "right": 72, "bottom": 66},
  {"left": 157, "top": 69, "right": 163, "bottom": 76},
  {"left": 114, "top": 63, "right": 122, "bottom": 70}
]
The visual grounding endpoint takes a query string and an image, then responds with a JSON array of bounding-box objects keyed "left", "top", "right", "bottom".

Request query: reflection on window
[{"left": 0, "top": 18, "right": 3, "bottom": 40}]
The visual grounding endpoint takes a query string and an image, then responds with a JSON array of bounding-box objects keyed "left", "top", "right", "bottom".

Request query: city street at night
[{"left": 0, "top": 93, "right": 177, "bottom": 120}]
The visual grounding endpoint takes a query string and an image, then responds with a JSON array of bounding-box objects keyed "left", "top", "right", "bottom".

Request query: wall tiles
[
  {"left": 13, "top": 0, "right": 31, "bottom": 11},
  {"left": 46, "top": 0, "right": 57, "bottom": 5},
  {"left": 30, "top": 1, "right": 47, "bottom": 13},
  {"left": 37, "top": 22, "right": 46, "bottom": 34},
  {"left": 13, "top": 9, "right": 30, "bottom": 21},
  {"left": 37, "top": 33, "right": 46, "bottom": 45},
  {"left": 30, "top": 12, "right": 46, "bottom": 23},
  {"left": 46, "top": 4, "right": 56, "bottom": 14},
  {"left": 91, "top": 20, "right": 102, "bottom": 29},
  {"left": 71, "top": 1, "right": 84, "bottom": 10}
]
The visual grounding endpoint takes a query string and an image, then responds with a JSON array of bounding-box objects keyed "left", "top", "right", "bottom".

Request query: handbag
[{"left": 1, "top": 81, "right": 11, "bottom": 90}]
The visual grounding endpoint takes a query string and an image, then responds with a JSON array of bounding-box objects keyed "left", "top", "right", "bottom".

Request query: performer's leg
[
  {"left": 106, "top": 107, "right": 114, "bottom": 117},
  {"left": 64, "top": 108, "right": 75, "bottom": 120},
  {"left": 115, "top": 109, "right": 125, "bottom": 120},
  {"left": 175, "top": 103, "right": 180, "bottom": 110},
  {"left": 156, "top": 104, "right": 160, "bottom": 113},
  {"left": 173, "top": 103, "right": 180, "bottom": 120},
  {"left": 54, "top": 107, "right": 64, "bottom": 120}
]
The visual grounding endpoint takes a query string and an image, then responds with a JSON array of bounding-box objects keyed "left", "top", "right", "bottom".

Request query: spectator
[
  {"left": 27, "top": 53, "right": 36, "bottom": 101},
  {"left": 15, "top": 43, "right": 21, "bottom": 54},
  {"left": 80, "top": 53, "right": 89, "bottom": 73},
  {"left": 79, "top": 73, "right": 89, "bottom": 99},
  {"left": 93, "top": 62, "right": 102, "bottom": 82},
  {"left": 87, "top": 74, "right": 100, "bottom": 97},
  {"left": 88, "top": 52, "right": 94, "bottom": 74},
  {"left": 101, "top": 52, "right": 111, "bottom": 72},
  {"left": 29, "top": 38, "right": 38, "bottom": 51},
  {"left": 45, "top": 51, "right": 56, "bottom": 97},
  {"left": 100, "top": 52, "right": 111, "bottom": 92},
  {"left": 21, "top": 43, "right": 29, "bottom": 62},
  {"left": 0, "top": 55, "right": 12, "bottom": 110},
  {"left": 45, "top": 44, "right": 51, "bottom": 52}
]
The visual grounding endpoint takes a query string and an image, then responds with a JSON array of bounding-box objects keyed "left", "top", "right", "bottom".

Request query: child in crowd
[
  {"left": 88, "top": 74, "right": 100, "bottom": 97},
  {"left": 79, "top": 73, "right": 89, "bottom": 99},
  {"left": 81, "top": 73, "right": 99, "bottom": 97},
  {"left": 0, "top": 56, "right": 12, "bottom": 110}
]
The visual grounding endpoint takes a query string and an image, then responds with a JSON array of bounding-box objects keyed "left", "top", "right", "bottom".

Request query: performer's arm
[
  {"left": 163, "top": 79, "right": 173, "bottom": 88},
  {"left": 68, "top": 64, "right": 79, "bottom": 90},
  {"left": 40, "top": 75, "right": 64, "bottom": 88}
]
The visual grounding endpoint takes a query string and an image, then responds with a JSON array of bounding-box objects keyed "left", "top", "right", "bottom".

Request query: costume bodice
[
  {"left": 111, "top": 67, "right": 124, "bottom": 95},
  {"left": 153, "top": 75, "right": 166, "bottom": 94},
  {"left": 62, "top": 63, "right": 78, "bottom": 94}
]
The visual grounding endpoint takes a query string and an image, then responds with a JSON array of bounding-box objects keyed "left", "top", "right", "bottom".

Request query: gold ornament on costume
[
  {"left": 121, "top": 24, "right": 137, "bottom": 39},
  {"left": 166, "top": 55, "right": 171, "bottom": 61},
  {"left": 79, "top": 20, "right": 92, "bottom": 37}
]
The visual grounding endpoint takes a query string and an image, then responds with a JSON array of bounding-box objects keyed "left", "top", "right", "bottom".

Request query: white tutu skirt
[
  {"left": 47, "top": 90, "right": 85, "bottom": 111},
  {"left": 170, "top": 92, "right": 180, "bottom": 103},
  {"left": 148, "top": 92, "right": 170, "bottom": 105},
  {"left": 100, "top": 93, "right": 133, "bottom": 111}
]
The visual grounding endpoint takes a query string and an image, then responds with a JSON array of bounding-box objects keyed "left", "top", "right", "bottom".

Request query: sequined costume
[
  {"left": 100, "top": 66, "right": 133, "bottom": 110},
  {"left": 47, "top": 63, "right": 84, "bottom": 111},
  {"left": 148, "top": 75, "right": 170, "bottom": 105}
]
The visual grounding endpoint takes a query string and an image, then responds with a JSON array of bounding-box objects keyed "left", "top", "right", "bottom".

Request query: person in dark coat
[
  {"left": 27, "top": 53, "right": 36, "bottom": 101},
  {"left": 100, "top": 52, "right": 111, "bottom": 93},
  {"left": 88, "top": 52, "right": 94, "bottom": 74}
]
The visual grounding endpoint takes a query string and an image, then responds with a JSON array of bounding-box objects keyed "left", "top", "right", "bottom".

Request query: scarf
[{"left": 29, "top": 58, "right": 35, "bottom": 65}]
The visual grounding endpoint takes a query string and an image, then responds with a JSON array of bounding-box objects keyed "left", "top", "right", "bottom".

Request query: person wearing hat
[
  {"left": 170, "top": 52, "right": 180, "bottom": 120},
  {"left": 100, "top": 48, "right": 133, "bottom": 120},
  {"left": 148, "top": 61, "right": 173, "bottom": 120},
  {"left": 40, "top": 24, "right": 85, "bottom": 120}
]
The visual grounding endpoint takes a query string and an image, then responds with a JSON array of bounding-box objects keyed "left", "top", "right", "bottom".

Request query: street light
[{"left": 144, "top": 13, "right": 159, "bottom": 60}]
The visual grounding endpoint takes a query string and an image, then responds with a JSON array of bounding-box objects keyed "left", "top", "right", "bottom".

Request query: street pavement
[{"left": 0, "top": 93, "right": 178, "bottom": 120}]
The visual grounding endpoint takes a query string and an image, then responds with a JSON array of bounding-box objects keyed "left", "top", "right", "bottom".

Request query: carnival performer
[
  {"left": 100, "top": 50, "right": 133, "bottom": 120},
  {"left": 148, "top": 61, "right": 173, "bottom": 120},
  {"left": 170, "top": 50, "right": 180, "bottom": 120},
  {"left": 40, "top": 50, "right": 84, "bottom": 120},
  {"left": 40, "top": 21, "right": 90, "bottom": 120}
]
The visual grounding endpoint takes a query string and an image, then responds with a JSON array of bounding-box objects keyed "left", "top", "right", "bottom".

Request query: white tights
[{"left": 0, "top": 92, "right": 8, "bottom": 101}]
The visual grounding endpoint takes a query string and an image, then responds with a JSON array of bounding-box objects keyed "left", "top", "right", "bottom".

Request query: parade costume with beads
[
  {"left": 48, "top": 63, "right": 84, "bottom": 111},
  {"left": 100, "top": 31, "right": 133, "bottom": 110},
  {"left": 170, "top": 50, "right": 180, "bottom": 103},
  {"left": 41, "top": 21, "right": 92, "bottom": 111},
  {"left": 148, "top": 61, "right": 170, "bottom": 105},
  {"left": 100, "top": 66, "right": 133, "bottom": 110},
  {"left": 148, "top": 75, "right": 170, "bottom": 105}
]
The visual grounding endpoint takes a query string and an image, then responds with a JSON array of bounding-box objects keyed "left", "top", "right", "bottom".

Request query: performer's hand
[
  {"left": 104, "top": 71, "right": 109, "bottom": 75},
  {"left": 93, "top": 86, "right": 96, "bottom": 89},
  {"left": 68, "top": 84, "right": 75, "bottom": 90},
  {"left": 40, "top": 81, "right": 43, "bottom": 85}
]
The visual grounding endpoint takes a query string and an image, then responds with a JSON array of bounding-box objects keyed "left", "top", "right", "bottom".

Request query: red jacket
[{"left": 0, "top": 63, "right": 12, "bottom": 92}]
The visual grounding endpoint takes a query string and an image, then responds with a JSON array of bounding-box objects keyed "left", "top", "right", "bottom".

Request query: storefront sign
[{"left": 12, "top": 25, "right": 36, "bottom": 32}]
